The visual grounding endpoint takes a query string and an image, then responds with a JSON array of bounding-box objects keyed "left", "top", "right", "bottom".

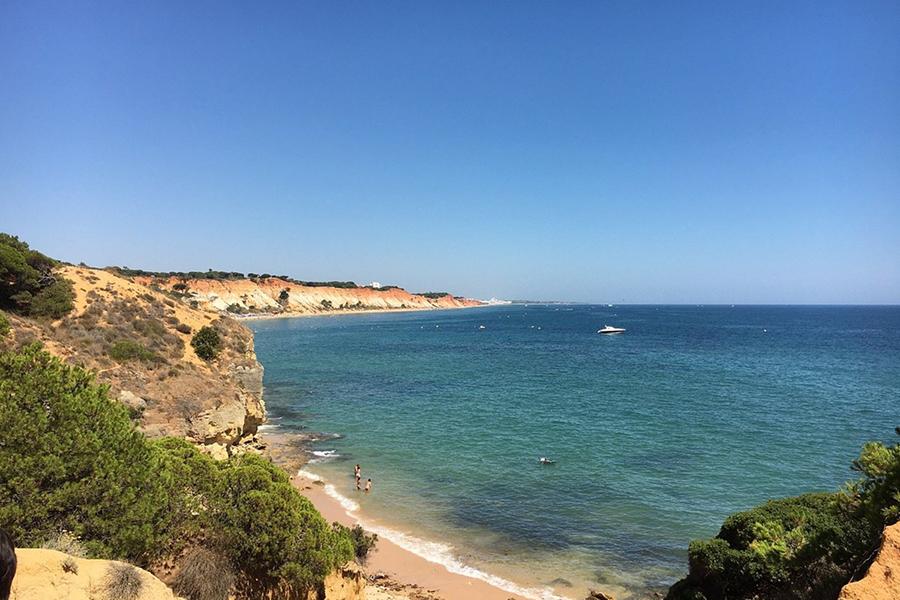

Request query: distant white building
[{"left": 369, "top": 281, "right": 382, "bottom": 289}]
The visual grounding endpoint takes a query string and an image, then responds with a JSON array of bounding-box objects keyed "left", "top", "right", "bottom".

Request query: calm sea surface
[{"left": 250, "top": 305, "right": 900, "bottom": 599}]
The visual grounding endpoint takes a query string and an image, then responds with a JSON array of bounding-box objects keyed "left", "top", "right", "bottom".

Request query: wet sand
[{"left": 291, "top": 473, "right": 528, "bottom": 600}]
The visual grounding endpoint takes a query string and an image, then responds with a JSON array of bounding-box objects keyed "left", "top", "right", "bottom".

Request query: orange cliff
[
  {"left": 839, "top": 522, "right": 900, "bottom": 600},
  {"left": 135, "top": 276, "right": 485, "bottom": 316}
]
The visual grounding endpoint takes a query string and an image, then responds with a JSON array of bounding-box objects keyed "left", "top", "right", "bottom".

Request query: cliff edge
[
  {"left": 4, "top": 265, "right": 265, "bottom": 459},
  {"left": 839, "top": 522, "right": 900, "bottom": 600},
  {"left": 136, "top": 275, "right": 483, "bottom": 316},
  {"left": 12, "top": 549, "right": 181, "bottom": 600}
]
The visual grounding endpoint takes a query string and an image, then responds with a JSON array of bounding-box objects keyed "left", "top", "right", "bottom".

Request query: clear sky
[{"left": 1, "top": 1, "right": 898, "bottom": 303}]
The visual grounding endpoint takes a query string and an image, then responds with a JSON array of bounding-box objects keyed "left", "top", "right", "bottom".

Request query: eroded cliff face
[
  {"left": 136, "top": 276, "right": 483, "bottom": 316},
  {"left": 3, "top": 266, "right": 266, "bottom": 459},
  {"left": 839, "top": 522, "right": 900, "bottom": 600}
]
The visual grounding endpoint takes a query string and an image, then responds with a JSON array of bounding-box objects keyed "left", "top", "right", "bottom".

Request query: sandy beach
[
  {"left": 290, "top": 470, "right": 529, "bottom": 600},
  {"left": 263, "top": 430, "right": 530, "bottom": 599}
]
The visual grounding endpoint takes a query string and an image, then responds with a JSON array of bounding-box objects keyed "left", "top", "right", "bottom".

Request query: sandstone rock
[
  {"left": 839, "top": 522, "right": 900, "bottom": 600},
  {"left": 12, "top": 548, "right": 181, "bottom": 600},
  {"left": 187, "top": 398, "right": 248, "bottom": 446},
  {"left": 202, "top": 442, "right": 230, "bottom": 461},
  {"left": 118, "top": 390, "right": 147, "bottom": 412},
  {"left": 315, "top": 562, "right": 367, "bottom": 600}
]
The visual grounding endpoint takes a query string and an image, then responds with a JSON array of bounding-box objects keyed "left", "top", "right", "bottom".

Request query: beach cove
[{"left": 251, "top": 304, "right": 900, "bottom": 599}]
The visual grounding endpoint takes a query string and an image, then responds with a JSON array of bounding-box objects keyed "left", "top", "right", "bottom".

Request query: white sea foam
[
  {"left": 309, "top": 449, "right": 340, "bottom": 463},
  {"left": 296, "top": 468, "right": 322, "bottom": 482},
  {"left": 298, "top": 468, "right": 567, "bottom": 600}
]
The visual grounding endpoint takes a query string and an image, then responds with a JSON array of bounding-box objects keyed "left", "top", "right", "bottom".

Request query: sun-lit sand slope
[{"left": 12, "top": 549, "right": 179, "bottom": 600}]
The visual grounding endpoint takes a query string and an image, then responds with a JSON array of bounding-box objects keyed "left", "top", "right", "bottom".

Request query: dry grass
[
  {"left": 104, "top": 562, "right": 143, "bottom": 600},
  {"left": 172, "top": 547, "right": 234, "bottom": 600},
  {"left": 41, "top": 530, "right": 87, "bottom": 557},
  {"left": 61, "top": 555, "right": 78, "bottom": 574}
]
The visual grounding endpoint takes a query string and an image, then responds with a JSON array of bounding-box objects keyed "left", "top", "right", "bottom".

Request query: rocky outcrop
[
  {"left": 839, "top": 522, "right": 900, "bottom": 600},
  {"left": 11, "top": 548, "right": 181, "bottom": 600},
  {"left": 315, "top": 562, "right": 367, "bottom": 600},
  {"left": 4, "top": 266, "right": 267, "bottom": 459},
  {"left": 137, "top": 276, "right": 483, "bottom": 316}
]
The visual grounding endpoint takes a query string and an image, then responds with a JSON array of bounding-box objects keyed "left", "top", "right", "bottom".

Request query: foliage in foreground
[
  {"left": 0, "top": 233, "right": 74, "bottom": 318},
  {"left": 0, "top": 344, "right": 357, "bottom": 596},
  {"left": 666, "top": 431, "right": 900, "bottom": 600}
]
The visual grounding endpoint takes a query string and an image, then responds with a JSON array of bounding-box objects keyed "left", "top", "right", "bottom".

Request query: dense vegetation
[
  {"left": 417, "top": 291, "right": 451, "bottom": 299},
  {"left": 0, "top": 344, "right": 359, "bottom": 597},
  {"left": 110, "top": 267, "right": 248, "bottom": 280},
  {"left": 666, "top": 431, "right": 900, "bottom": 600},
  {"left": 0, "top": 233, "right": 74, "bottom": 318}
]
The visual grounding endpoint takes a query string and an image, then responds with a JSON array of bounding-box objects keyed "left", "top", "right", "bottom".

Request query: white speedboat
[{"left": 597, "top": 325, "right": 626, "bottom": 334}]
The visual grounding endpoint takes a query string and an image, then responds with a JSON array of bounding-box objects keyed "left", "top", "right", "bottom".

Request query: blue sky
[{"left": 1, "top": 1, "right": 898, "bottom": 303}]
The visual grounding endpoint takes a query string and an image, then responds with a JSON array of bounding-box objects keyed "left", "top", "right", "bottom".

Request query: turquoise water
[{"left": 250, "top": 305, "right": 900, "bottom": 599}]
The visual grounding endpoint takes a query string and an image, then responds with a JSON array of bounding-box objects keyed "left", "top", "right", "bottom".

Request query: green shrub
[
  {"left": 0, "top": 311, "right": 8, "bottom": 337},
  {"left": 28, "top": 277, "right": 75, "bottom": 318},
  {"left": 0, "top": 233, "right": 73, "bottom": 318},
  {"left": 214, "top": 453, "right": 355, "bottom": 595},
  {"left": 345, "top": 524, "right": 378, "bottom": 561},
  {"left": 667, "top": 433, "right": 900, "bottom": 600},
  {"left": 0, "top": 344, "right": 356, "bottom": 592},
  {"left": 851, "top": 437, "right": 900, "bottom": 525},
  {"left": 176, "top": 323, "right": 192, "bottom": 334},
  {"left": 0, "top": 344, "right": 174, "bottom": 562},
  {"left": 191, "top": 326, "right": 221, "bottom": 360},
  {"left": 108, "top": 340, "right": 160, "bottom": 363}
]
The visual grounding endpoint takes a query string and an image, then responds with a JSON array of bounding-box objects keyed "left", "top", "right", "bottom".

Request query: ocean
[{"left": 249, "top": 305, "right": 900, "bottom": 599}]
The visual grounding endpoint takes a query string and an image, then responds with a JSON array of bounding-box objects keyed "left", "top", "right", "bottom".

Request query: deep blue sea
[{"left": 250, "top": 305, "right": 900, "bottom": 599}]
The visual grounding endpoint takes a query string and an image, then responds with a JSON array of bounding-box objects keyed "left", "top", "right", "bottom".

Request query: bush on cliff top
[
  {"left": 0, "top": 344, "right": 356, "bottom": 596},
  {"left": 0, "top": 343, "right": 173, "bottom": 561},
  {"left": 0, "top": 233, "right": 74, "bottom": 318},
  {"left": 667, "top": 431, "right": 900, "bottom": 600}
]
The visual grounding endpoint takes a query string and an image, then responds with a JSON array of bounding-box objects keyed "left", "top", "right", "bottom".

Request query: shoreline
[
  {"left": 264, "top": 432, "right": 563, "bottom": 600},
  {"left": 236, "top": 303, "right": 495, "bottom": 322}
]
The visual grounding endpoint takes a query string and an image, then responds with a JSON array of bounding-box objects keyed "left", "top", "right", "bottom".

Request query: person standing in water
[
  {"left": 364, "top": 478, "right": 372, "bottom": 493},
  {"left": 354, "top": 464, "right": 361, "bottom": 490}
]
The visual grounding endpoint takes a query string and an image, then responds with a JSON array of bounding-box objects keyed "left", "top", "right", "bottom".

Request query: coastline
[
  {"left": 238, "top": 303, "right": 494, "bottom": 322},
  {"left": 264, "top": 431, "right": 556, "bottom": 600}
]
